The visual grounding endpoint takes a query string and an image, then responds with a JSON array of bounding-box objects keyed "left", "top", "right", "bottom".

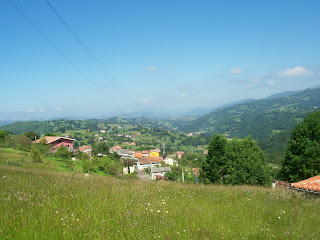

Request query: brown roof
[
  {"left": 111, "top": 146, "right": 122, "bottom": 150},
  {"left": 78, "top": 145, "right": 91, "bottom": 152},
  {"left": 177, "top": 151, "right": 184, "bottom": 155},
  {"left": 139, "top": 157, "right": 163, "bottom": 165},
  {"left": 33, "top": 136, "right": 76, "bottom": 144},
  {"left": 290, "top": 175, "right": 320, "bottom": 193}
]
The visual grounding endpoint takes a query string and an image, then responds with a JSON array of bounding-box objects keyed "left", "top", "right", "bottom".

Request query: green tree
[
  {"left": 0, "top": 130, "right": 9, "bottom": 143},
  {"left": 92, "top": 142, "right": 110, "bottom": 156},
  {"left": 200, "top": 134, "right": 228, "bottom": 184},
  {"left": 30, "top": 144, "right": 42, "bottom": 162},
  {"left": 280, "top": 110, "right": 320, "bottom": 182},
  {"left": 54, "top": 146, "right": 71, "bottom": 159},
  {"left": 37, "top": 139, "right": 49, "bottom": 156},
  {"left": 23, "top": 131, "right": 40, "bottom": 141},
  {"left": 16, "top": 135, "right": 32, "bottom": 152},
  {"left": 200, "top": 134, "right": 270, "bottom": 186}
]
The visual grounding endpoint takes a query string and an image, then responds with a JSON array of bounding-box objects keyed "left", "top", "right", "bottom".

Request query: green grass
[{"left": 1, "top": 165, "right": 320, "bottom": 239}]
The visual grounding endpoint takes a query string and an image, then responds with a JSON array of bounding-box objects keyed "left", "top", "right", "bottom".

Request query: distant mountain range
[{"left": 180, "top": 85, "right": 320, "bottom": 141}]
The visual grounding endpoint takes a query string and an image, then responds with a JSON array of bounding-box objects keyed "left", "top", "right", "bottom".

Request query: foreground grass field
[{"left": 0, "top": 165, "right": 319, "bottom": 239}]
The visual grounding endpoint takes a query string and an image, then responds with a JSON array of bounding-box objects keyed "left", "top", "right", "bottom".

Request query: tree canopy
[
  {"left": 92, "top": 142, "right": 110, "bottom": 156},
  {"left": 200, "top": 134, "right": 271, "bottom": 186},
  {"left": 280, "top": 110, "right": 320, "bottom": 182}
]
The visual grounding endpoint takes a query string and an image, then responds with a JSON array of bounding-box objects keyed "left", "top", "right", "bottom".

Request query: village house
[
  {"left": 78, "top": 145, "right": 91, "bottom": 155},
  {"left": 109, "top": 146, "right": 122, "bottom": 153},
  {"left": 151, "top": 167, "right": 172, "bottom": 180},
  {"left": 99, "top": 129, "right": 106, "bottom": 133},
  {"left": 136, "top": 156, "right": 163, "bottom": 171},
  {"left": 117, "top": 149, "right": 131, "bottom": 157},
  {"left": 163, "top": 156, "right": 178, "bottom": 166},
  {"left": 33, "top": 136, "right": 76, "bottom": 153}
]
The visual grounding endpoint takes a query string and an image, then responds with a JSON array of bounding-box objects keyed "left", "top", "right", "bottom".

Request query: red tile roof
[
  {"left": 290, "top": 175, "right": 320, "bottom": 193},
  {"left": 134, "top": 153, "right": 143, "bottom": 158},
  {"left": 138, "top": 157, "right": 163, "bottom": 165}
]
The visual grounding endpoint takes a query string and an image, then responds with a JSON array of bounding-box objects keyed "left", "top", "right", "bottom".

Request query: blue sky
[{"left": 1, "top": 0, "right": 320, "bottom": 120}]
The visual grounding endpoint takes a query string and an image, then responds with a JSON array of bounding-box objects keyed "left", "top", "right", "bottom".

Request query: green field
[{"left": 1, "top": 165, "right": 319, "bottom": 239}]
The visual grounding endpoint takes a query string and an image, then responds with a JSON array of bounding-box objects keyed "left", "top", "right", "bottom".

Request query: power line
[
  {"left": 45, "top": 0, "right": 144, "bottom": 114},
  {"left": 8, "top": 0, "right": 127, "bottom": 115}
]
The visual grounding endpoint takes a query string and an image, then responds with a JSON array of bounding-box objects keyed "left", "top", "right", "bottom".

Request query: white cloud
[
  {"left": 143, "top": 66, "right": 158, "bottom": 71},
  {"left": 230, "top": 68, "right": 243, "bottom": 74},
  {"left": 180, "top": 93, "right": 189, "bottom": 97},
  {"left": 39, "top": 108, "right": 46, "bottom": 112},
  {"left": 55, "top": 107, "right": 63, "bottom": 111},
  {"left": 28, "top": 109, "right": 36, "bottom": 113},
  {"left": 277, "top": 66, "right": 313, "bottom": 77},
  {"left": 268, "top": 81, "right": 276, "bottom": 85}
]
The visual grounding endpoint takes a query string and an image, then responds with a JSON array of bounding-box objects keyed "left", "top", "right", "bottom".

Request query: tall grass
[{"left": 0, "top": 165, "right": 319, "bottom": 239}]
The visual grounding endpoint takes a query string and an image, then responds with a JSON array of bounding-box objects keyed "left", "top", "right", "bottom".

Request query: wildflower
[
  {"left": 148, "top": 203, "right": 150, "bottom": 205},
  {"left": 157, "top": 210, "right": 160, "bottom": 213},
  {"left": 102, "top": 221, "right": 105, "bottom": 223},
  {"left": 278, "top": 217, "right": 281, "bottom": 219},
  {"left": 151, "top": 209, "right": 153, "bottom": 212},
  {"left": 61, "top": 218, "right": 63, "bottom": 221},
  {"left": 166, "top": 211, "right": 168, "bottom": 213},
  {"left": 127, "top": 211, "right": 131, "bottom": 214},
  {"left": 77, "top": 219, "right": 79, "bottom": 221}
]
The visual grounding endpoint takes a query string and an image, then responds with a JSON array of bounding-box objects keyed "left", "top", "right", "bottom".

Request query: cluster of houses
[
  {"left": 33, "top": 136, "right": 181, "bottom": 180},
  {"left": 109, "top": 146, "right": 179, "bottom": 178}
]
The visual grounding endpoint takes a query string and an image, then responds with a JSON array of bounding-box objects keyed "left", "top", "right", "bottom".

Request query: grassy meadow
[{"left": 1, "top": 165, "right": 319, "bottom": 239}]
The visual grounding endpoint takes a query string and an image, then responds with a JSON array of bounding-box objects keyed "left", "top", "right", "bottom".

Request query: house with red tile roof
[
  {"left": 289, "top": 175, "right": 320, "bottom": 193},
  {"left": 109, "top": 146, "right": 122, "bottom": 153},
  {"left": 32, "top": 136, "right": 76, "bottom": 152}
]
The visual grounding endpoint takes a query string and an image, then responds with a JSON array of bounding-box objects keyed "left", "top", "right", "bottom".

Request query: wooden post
[{"left": 182, "top": 170, "right": 184, "bottom": 183}]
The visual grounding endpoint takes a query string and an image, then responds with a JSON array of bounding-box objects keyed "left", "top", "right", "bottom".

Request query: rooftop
[{"left": 290, "top": 175, "right": 320, "bottom": 193}]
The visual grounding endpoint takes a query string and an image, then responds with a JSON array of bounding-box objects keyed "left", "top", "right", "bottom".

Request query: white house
[
  {"left": 151, "top": 167, "right": 172, "bottom": 180},
  {"left": 136, "top": 157, "right": 162, "bottom": 171},
  {"left": 163, "top": 157, "right": 178, "bottom": 167}
]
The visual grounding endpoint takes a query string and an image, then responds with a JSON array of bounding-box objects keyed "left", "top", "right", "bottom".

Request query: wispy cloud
[
  {"left": 180, "top": 93, "right": 189, "bottom": 97},
  {"left": 268, "top": 81, "right": 276, "bottom": 85},
  {"left": 39, "top": 108, "right": 46, "bottom": 112},
  {"left": 277, "top": 66, "right": 313, "bottom": 77},
  {"left": 141, "top": 98, "right": 158, "bottom": 104},
  {"left": 55, "top": 107, "right": 63, "bottom": 111},
  {"left": 248, "top": 78, "right": 261, "bottom": 83},
  {"left": 230, "top": 68, "right": 243, "bottom": 74},
  {"left": 143, "top": 66, "right": 158, "bottom": 71}
]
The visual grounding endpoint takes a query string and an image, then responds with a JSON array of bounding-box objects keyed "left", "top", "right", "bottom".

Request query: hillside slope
[{"left": 182, "top": 87, "right": 320, "bottom": 140}]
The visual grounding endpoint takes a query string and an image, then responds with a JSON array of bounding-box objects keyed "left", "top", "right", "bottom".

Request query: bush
[{"left": 30, "top": 144, "right": 42, "bottom": 163}]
